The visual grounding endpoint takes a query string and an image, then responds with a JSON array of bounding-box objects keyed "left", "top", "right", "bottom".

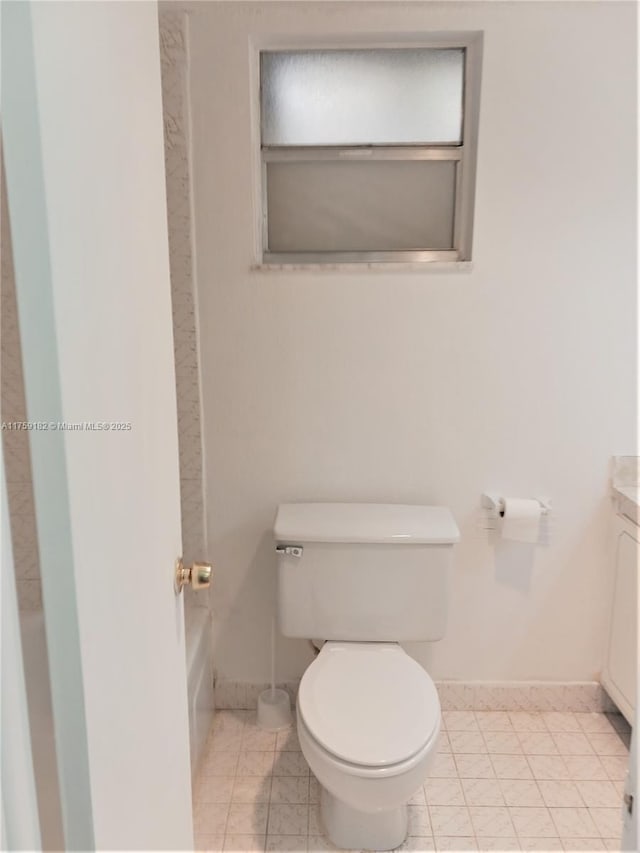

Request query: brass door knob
[{"left": 175, "top": 558, "right": 212, "bottom": 593}]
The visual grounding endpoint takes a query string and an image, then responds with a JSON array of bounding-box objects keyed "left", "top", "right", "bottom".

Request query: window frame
[{"left": 250, "top": 33, "right": 483, "bottom": 268}]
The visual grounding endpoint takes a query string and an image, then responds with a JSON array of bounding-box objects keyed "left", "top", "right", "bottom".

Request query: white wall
[{"left": 188, "top": 1, "right": 637, "bottom": 684}]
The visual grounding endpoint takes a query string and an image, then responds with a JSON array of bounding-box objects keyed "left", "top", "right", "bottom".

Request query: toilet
[{"left": 274, "top": 502, "right": 460, "bottom": 851}]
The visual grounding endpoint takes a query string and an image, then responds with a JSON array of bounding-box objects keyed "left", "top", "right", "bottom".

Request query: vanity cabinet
[{"left": 601, "top": 502, "right": 638, "bottom": 725}]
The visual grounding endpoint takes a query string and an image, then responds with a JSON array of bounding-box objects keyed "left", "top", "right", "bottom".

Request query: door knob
[{"left": 175, "top": 558, "right": 212, "bottom": 593}]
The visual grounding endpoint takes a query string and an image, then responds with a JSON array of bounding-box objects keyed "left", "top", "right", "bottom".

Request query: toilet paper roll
[{"left": 501, "top": 498, "right": 542, "bottom": 543}]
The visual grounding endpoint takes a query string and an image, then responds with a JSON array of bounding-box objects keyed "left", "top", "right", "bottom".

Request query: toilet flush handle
[{"left": 276, "top": 545, "right": 303, "bottom": 557}]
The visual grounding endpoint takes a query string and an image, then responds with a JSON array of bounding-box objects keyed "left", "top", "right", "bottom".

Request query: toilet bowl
[{"left": 296, "top": 642, "right": 441, "bottom": 850}]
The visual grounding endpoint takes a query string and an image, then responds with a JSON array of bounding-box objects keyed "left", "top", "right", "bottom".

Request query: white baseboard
[
  {"left": 436, "top": 681, "right": 617, "bottom": 713},
  {"left": 214, "top": 680, "right": 301, "bottom": 711},
  {"left": 214, "top": 678, "right": 618, "bottom": 714}
]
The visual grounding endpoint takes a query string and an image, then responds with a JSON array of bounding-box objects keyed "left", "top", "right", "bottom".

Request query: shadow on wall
[
  {"left": 494, "top": 540, "right": 536, "bottom": 594},
  {"left": 212, "top": 525, "right": 315, "bottom": 703},
  {"left": 479, "top": 502, "right": 554, "bottom": 594}
]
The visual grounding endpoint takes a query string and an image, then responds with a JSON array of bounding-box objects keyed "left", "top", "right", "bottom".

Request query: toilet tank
[{"left": 274, "top": 503, "right": 460, "bottom": 642}]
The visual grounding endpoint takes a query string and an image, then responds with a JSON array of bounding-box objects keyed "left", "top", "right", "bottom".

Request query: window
[{"left": 258, "top": 39, "right": 482, "bottom": 265}]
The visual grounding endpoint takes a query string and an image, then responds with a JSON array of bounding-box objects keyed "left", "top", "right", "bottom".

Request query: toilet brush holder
[{"left": 257, "top": 687, "right": 292, "bottom": 731}]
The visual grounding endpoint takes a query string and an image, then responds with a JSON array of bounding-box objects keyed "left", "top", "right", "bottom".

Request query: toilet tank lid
[{"left": 274, "top": 503, "right": 460, "bottom": 545}]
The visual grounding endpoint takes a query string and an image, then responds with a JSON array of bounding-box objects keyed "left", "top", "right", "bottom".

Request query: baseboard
[
  {"left": 436, "top": 681, "right": 617, "bottom": 713},
  {"left": 214, "top": 678, "right": 618, "bottom": 714},
  {"left": 215, "top": 680, "right": 302, "bottom": 711}
]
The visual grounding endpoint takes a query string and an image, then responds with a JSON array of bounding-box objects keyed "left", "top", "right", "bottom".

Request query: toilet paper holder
[{"left": 481, "top": 493, "right": 551, "bottom": 518}]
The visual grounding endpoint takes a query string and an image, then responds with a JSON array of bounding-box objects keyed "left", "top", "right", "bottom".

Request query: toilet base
[{"left": 320, "top": 785, "right": 408, "bottom": 851}]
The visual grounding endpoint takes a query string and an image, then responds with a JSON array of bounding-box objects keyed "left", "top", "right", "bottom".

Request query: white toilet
[{"left": 274, "top": 502, "right": 460, "bottom": 851}]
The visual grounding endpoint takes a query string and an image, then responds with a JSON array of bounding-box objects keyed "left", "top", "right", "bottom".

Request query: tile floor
[{"left": 193, "top": 709, "right": 631, "bottom": 853}]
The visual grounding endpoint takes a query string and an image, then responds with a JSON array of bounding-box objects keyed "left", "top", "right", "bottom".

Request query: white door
[{"left": 2, "top": 1, "right": 193, "bottom": 849}]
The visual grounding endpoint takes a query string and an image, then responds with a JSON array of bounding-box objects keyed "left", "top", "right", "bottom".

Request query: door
[{"left": 2, "top": 1, "right": 193, "bottom": 849}]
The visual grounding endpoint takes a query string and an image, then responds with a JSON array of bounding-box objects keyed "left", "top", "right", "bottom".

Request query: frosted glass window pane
[
  {"left": 266, "top": 160, "right": 456, "bottom": 252},
  {"left": 261, "top": 49, "right": 464, "bottom": 146}
]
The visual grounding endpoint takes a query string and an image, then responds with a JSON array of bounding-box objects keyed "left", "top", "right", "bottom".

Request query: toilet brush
[{"left": 257, "top": 615, "right": 292, "bottom": 731}]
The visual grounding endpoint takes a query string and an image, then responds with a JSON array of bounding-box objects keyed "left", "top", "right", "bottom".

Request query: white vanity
[
  {"left": 603, "top": 459, "right": 637, "bottom": 851},
  {"left": 602, "top": 458, "right": 638, "bottom": 725}
]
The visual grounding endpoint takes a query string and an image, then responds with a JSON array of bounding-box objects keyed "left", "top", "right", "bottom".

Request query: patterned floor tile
[
  {"left": 266, "top": 836, "right": 307, "bottom": 852},
  {"left": 576, "top": 714, "right": 618, "bottom": 735},
  {"left": 491, "top": 755, "right": 534, "bottom": 780},
  {"left": 499, "top": 781, "right": 543, "bottom": 808},
  {"left": 428, "top": 754, "right": 460, "bottom": 778},
  {"left": 449, "top": 731, "right": 488, "bottom": 754},
  {"left": 195, "top": 835, "right": 225, "bottom": 853},
  {"left": 548, "top": 807, "right": 598, "bottom": 839},
  {"left": 462, "top": 779, "right": 505, "bottom": 807},
  {"left": 429, "top": 806, "right": 474, "bottom": 837},
  {"left": 232, "top": 777, "right": 272, "bottom": 804},
  {"left": 434, "top": 835, "right": 478, "bottom": 850},
  {"left": 226, "top": 803, "right": 269, "bottom": 835},
  {"left": 574, "top": 781, "right": 621, "bottom": 808},
  {"left": 194, "top": 802, "right": 230, "bottom": 835},
  {"left": 425, "top": 777, "right": 466, "bottom": 807},
  {"left": 526, "top": 756, "right": 570, "bottom": 781},
  {"left": 518, "top": 837, "right": 563, "bottom": 851},
  {"left": 563, "top": 757, "right": 609, "bottom": 782},
  {"left": 537, "top": 781, "right": 584, "bottom": 808},
  {"left": 517, "top": 733, "right": 558, "bottom": 756},
  {"left": 408, "top": 805, "right": 432, "bottom": 835},
  {"left": 469, "top": 807, "right": 515, "bottom": 838},
  {"left": 598, "top": 756, "right": 628, "bottom": 782},
  {"left": 270, "top": 777, "right": 310, "bottom": 805},
  {"left": 508, "top": 807, "right": 557, "bottom": 838},
  {"left": 224, "top": 836, "right": 267, "bottom": 853},
  {"left": 483, "top": 732, "right": 523, "bottom": 755},
  {"left": 477, "top": 837, "right": 520, "bottom": 851},
  {"left": 193, "top": 706, "right": 626, "bottom": 853},
  {"left": 444, "top": 711, "right": 480, "bottom": 732},
  {"left": 509, "top": 714, "right": 547, "bottom": 733},
  {"left": 236, "top": 752, "right": 275, "bottom": 778},
  {"left": 561, "top": 839, "right": 606, "bottom": 851},
  {"left": 541, "top": 713, "right": 581, "bottom": 733},
  {"left": 455, "top": 754, "right": 496, "bottom": 779},
  {"left": 587, "top": 734, "right": 628, "bottom": 757},
  {"left": 195, "top": 776, "right": 235, "bottom": 804},
  {"left": 395, "top": 836, "right": 436, "bottom": 851},
  {"left": 268, "top": 804, "right": 309, "bottom": 836},
  {"left": 588, "top": 808, "right": 623, "bottom": 839},
  {"left": 552, "top": 733, "right": 595, "bottom": 756},
  {"left": 475, "top": 712, "right": 514, "bottom": 733}
]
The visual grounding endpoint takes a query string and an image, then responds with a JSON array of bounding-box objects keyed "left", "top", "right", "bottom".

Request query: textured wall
[
  {"left": 1, "top": 157, "right": 42, "bottom": 609},
  {"left": 160, "top": 9, "right": 208, "bottom": 615}
]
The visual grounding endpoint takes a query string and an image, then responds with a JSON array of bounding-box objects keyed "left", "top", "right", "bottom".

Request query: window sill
[{"left": 250, "top": 261, "right": 474, "bottom": 274}]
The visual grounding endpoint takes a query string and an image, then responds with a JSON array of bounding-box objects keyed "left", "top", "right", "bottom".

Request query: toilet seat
[{"left": 297, "top": 642, "right": 440, "bottom": 768}]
